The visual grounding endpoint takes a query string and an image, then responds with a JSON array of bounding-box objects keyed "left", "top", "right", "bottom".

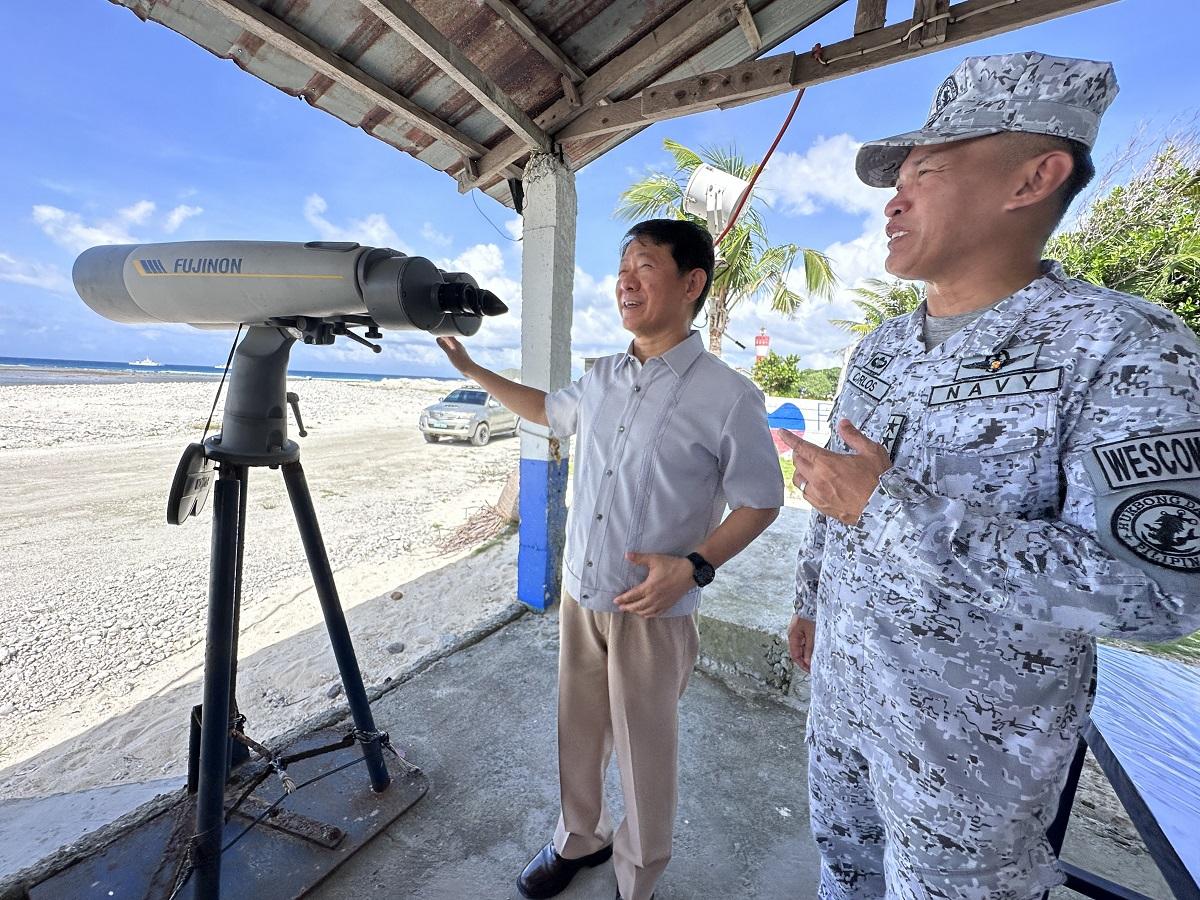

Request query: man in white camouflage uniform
[{"left": 780, "top": 51, "right": 1200, "bottom": 899}]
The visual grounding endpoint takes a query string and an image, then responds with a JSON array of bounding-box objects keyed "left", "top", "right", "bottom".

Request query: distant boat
[{"left": 128, "top": 357, "right": 162, "bottom": 367}]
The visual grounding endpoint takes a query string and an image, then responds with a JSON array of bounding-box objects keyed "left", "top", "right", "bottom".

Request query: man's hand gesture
[
  {"left": 614, "top": 552, "right": 695, "bottom": 617},
  {"left": 777, "top": 419, "right": 892, "bottom": 525}
]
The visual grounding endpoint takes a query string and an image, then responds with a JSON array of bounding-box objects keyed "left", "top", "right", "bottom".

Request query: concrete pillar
[{"left": 518, "top": 153, "right": 576, "bottom": 611}]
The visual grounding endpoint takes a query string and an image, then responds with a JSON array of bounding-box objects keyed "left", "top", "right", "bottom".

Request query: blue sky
[{"left": 1, "top": 0, "right": 1195, "bottom": 377}]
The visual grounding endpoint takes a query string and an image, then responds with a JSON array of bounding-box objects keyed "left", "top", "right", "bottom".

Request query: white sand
[{"left": 0, "top": 375, "right": 520, "bottom": 799}]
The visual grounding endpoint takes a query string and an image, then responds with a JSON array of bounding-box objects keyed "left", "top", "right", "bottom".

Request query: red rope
[{"left": 713, "top": 88, "right": 806, "bottom": 248}]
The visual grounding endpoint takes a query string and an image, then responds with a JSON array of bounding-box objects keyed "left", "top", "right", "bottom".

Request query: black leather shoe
[{"left": 516, "top": 841, "right": 613, "bottom": 899}]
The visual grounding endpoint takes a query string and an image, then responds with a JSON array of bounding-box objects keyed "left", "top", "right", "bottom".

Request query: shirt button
[
  {"left": 605, "top": 469, "right": 613, "bottom": 476},
  {"left": 634, "top": 386, "right": 641, "bottom": 392},
  {"left": 618, "top": 425, "right": 625, "bottom": 433},
  {"left": 596, "top": 513, "right": 603, "bottom": 520},
  {"left": 582, "top": 594, "right": 589, "bottom": 600},
  {"left": 586, "top": 560, "right": 593, "bottom": 567}
]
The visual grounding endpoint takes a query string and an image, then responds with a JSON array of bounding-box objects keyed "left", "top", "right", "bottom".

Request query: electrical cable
[
  {"left": 472, "top": 189, "right": 520, "bottom": 243},
  {"left": 202, "top": 325, "right": 243, "bottom": 443},
  {"left": 712, "top": 88, "right": 806, "bottom": 247}
]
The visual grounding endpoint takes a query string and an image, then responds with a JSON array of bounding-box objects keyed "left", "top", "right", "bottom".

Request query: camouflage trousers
[{"left": 807, "top": 731, "right": 1065, "bottom": 900}]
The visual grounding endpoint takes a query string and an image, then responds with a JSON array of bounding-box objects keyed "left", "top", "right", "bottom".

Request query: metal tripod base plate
[{"left": 29, "top": 728, "right": 429, "bottom": 900}]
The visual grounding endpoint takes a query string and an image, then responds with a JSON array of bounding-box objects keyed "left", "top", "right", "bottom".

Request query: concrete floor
[
  {"left": 309, "top": 611, "right": 821, "bottom": 900},
  {"left": 6, "top": 592, "right": 1177, "bottom": 899}
]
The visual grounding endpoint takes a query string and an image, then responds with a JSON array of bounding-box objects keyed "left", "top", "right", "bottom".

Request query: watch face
[{"left": 688, "top": 553, "right": 716, "bottom": 587}]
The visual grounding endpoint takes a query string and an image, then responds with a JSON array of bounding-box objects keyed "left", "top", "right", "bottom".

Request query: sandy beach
[{"left": 0, "top": 373, "right": 520, "bottom": 800}]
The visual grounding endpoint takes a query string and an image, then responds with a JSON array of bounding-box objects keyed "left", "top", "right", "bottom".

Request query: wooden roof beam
[
  {"left": 558, "top": 53, "right": 799, "bottom": 141},
  {"left": 558, "top": 0, "right": 1119, "bottom": 143},
  {"left": 197, "top": 0, "right": 495, "bottom": 161},
  {"left": 481, "top": 0, "right": 587, "bottom": 84},
  {"left": 359, "top": 0, "right": 552, "bottom": 153},
  {"left": 462, "top": 0, "right": 742, "bottom": 192}
]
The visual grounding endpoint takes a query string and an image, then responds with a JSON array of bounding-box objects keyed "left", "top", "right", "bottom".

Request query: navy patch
[
  {"left": 1112, "top": 490, "right": 1200, "bottom": 572},
  {"left": 954, "top": 343, "right": 1042, "bottom": 380},
  {"left": 1092, "top": 429, "right": 1200, "bottom": 490},
  {"left": 881, "top": 414, "right": 906, "bottom": 461},
  {"left": 928, "top": 368, "right": 1062, "bottom": 406},
  {"left": 848, "top": 366, "right": 891, "bottom": 402}
]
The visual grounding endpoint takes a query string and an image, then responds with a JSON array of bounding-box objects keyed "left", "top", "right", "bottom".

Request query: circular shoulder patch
[{"left": 1112, "top": 490, "right": 1200, "bottom": 571}]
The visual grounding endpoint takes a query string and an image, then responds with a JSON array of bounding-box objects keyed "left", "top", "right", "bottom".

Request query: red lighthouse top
[{"left": 755, "top": 328, "right": 769, "bottom": 356}]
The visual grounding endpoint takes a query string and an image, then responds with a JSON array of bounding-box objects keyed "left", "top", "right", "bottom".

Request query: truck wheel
[
  {"left": 423, "top": 433, "right": 438, "bottom": 443},
  {"left": 471, "top": 423, "right": 491, "bottom": 446}
]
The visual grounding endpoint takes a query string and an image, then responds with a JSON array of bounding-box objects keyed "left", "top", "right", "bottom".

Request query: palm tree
[
  {"left": 616, "top": 139, "right": 837, "bottom": 356},
  {"left": 830, "top": 278, "right": 925, "bottom": 336}
]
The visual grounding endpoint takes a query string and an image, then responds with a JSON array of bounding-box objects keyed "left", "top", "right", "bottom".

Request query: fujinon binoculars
[{"left": 73, "top": 240, "right": 507, "bottom": 337}]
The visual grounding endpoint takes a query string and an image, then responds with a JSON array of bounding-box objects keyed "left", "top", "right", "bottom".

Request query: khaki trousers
[{"left": 552, "top": 594, "right": 700, "bottom": 900}]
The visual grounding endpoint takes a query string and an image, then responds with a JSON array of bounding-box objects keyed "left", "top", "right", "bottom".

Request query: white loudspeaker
[{"left": 683, "top": 164, "right": 751, "bottom": 236}]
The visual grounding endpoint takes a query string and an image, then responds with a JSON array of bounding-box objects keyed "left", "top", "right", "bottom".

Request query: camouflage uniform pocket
[{"left": 924, "top": 396, "right": 1059, "bottom": 514}]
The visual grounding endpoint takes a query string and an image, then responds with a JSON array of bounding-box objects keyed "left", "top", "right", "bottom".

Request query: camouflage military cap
[{"left": 856, "top": 51, "right": 1119, "bottom": 187}]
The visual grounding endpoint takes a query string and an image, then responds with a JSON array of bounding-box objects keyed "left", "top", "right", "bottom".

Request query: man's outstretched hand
[
  {"left": 777, "top": 420, "right": 892, "bottom": 525},
  {"left": 436, "top": 336, "right": 475, "bottom": 376}
]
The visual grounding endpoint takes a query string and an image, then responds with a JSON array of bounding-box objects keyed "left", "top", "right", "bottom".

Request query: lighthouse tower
[{"left": 755, "top": 328, "right": 770, "bottom": 360}]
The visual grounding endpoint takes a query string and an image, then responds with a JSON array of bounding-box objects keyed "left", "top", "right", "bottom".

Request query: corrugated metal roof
[{"left": 109, "top": 0, "right": 847, "bottom": 206}]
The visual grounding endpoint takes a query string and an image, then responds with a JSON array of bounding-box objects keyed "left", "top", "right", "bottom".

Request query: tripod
[{"left": 176, "top": 325, "right": 393, "bottom": 899}]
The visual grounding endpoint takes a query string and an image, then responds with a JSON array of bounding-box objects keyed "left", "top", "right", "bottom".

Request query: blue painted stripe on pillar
[{"left": 518, "top": 456, "right": 569, "bottom": 611}]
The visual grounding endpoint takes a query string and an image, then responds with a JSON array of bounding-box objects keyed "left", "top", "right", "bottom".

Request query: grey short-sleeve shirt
[{"left": 545, "top": 331, "right": 784, "bottom": 616}]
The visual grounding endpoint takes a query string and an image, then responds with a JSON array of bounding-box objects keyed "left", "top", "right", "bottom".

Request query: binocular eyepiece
[
  {"left": 435, "top": 282, "right": 507, "bottom": 319},
  {"left": 72, "top": 240, "right": 508, "bottom": 338}
]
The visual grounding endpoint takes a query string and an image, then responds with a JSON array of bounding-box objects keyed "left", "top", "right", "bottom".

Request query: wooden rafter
[
  {"left": 481, "top": 0, "right": 587, "bottom": 84},
  {"left": 733, "top": 1, "right": 763, "bottom": 52},
  {"left": 854, "top": 0, "right": 888, "bottom": 34},
  {"left": 909, "top": 0, "right": 950, "bottom": 48},
  {"left": 464, "top": 0, "right": 742, "bottom": 191},
  {"left": 359, "top": 0, "right": 552, "bottom": 152},
  {"left": 558, "top": 0, "right": 1119, "bottom": 145},
  {"left": 196, "top": 0, "right": 491, "bottom": 161}
]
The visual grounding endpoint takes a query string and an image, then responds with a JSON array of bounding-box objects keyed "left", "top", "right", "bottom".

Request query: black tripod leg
[
  {"left": 194, "top": 463, "right": 243, "bottom": 899},
  {"left": 281, "top": 461, "right": 391, "bottom": 792}
]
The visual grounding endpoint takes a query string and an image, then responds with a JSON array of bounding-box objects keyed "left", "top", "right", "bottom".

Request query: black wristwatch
[{"left": 686, "top": 552, "right": 716, "bottom": 587}]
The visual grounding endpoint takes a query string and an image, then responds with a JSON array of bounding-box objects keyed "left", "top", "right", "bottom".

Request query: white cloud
[
  {"left": 440, "top": 243, "right": 509, "bottom": 287},
  {"left": 31, "top": 197, "right": 205, "bottom": 253},
  {"left": 720, "top": 204, "right": 899, "bottom": 370},
  {"left": 32, "top": 205, "right": 141, "bottom": 254},
  {"left": 420, "top": 221, "right": 452, "bottom": 248},
  {"left": 303, "top": 194, "right": 410, "bottom": 252},
  {"left": 759, "top": 134, "right": 887, "bottom": 217},
  {"left": 118, "top": 200, "right": 157, "bottom": 225},
  {"left": 0, "top": 252, "right": 72, "bottom": 293},
  {"left": 570, "top": 266, "right": 623, "bottom": 364},
  {"left": 164, "top": 204, "right": 204, "bottom": 233},
  {"left": 504, "top": 217, "right": 523, "bottom": 242}
]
